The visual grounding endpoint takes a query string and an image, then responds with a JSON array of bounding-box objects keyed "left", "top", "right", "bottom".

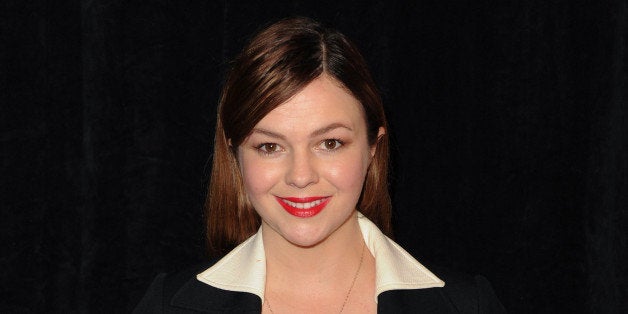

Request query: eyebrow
[{"left": 251, "top": 123, "right": 353, "bottom": 140}]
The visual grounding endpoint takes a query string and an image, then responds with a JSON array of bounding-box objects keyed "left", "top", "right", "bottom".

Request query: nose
[{"left": 285, "top": 150, "right": 319, "bottom": 188}]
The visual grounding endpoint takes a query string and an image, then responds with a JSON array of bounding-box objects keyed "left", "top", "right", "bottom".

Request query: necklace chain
[{"left": 264, "top": 241, "right": 366, "bottom": 314}]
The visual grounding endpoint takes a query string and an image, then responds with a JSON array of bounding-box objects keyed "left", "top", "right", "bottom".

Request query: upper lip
[{"left": 278, "top": 196, "right": 328, "bottom": 203}]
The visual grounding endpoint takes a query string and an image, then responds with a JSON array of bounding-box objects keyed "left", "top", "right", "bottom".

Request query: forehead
[{"left": 254, "top": 76, "right": 366, "bottom": 133}]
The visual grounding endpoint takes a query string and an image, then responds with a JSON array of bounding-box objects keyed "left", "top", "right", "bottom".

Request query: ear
[
  {"left": 227, "top": 138, "right": 233, "bottom": 147},
  {"left": 370, "top": 127, "right": 386, "bottom": 158}
]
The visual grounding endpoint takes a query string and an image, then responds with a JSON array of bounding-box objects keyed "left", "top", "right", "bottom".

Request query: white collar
[{"left": 197, "top": 213, "right": 444, "bottom": 303}]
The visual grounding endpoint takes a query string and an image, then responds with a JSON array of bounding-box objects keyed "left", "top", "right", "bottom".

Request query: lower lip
[{"left": 275, "top": 197, "right": 330, "bottom": 218}]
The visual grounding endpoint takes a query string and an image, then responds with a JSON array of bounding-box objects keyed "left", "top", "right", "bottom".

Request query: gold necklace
[{"left": 264, "top": 241, "right": 366, "bottom": 314}]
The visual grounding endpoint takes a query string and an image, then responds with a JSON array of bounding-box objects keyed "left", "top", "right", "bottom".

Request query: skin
[{"left": 237, "top": 75, "right": 382, "bottom": 313}]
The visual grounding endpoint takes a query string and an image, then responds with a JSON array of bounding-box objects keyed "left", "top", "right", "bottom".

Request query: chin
[
  {"left": 280, "top": 215, "right": 355, "bottom": 248},
  {"left": 280, "top": 227, "right": 330, "bottom": 248},
  {"left": 261, "top": 208, "right": 357, "bottom": 248}
]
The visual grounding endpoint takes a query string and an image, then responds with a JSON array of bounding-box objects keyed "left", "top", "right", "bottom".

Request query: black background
[{"left": 2, "top": 0, "right": 627, "bottom": 313}]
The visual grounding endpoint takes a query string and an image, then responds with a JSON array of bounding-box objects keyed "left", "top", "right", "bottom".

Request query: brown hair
[{"left": 205, "top": 17, "right": 391, "bottom": 257}]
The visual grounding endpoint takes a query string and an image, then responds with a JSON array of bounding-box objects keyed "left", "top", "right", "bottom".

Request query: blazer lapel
[
  {"left": 169, "top": 276, "right": 261, "bottom": 313},
  {"left": 377, "top": 288, "right": 458, "bottom": 314}
]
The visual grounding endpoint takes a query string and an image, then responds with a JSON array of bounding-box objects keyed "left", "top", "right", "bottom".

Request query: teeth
[{"left": 282, "top": 198, "right": 325, "bottom": 209}]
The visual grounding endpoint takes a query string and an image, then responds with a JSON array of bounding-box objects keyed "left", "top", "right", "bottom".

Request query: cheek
[
  {"left": 325, "top": 151, "right": 371, "bottom": 192},
  {"left": 239, "top": 154, "right": 282, "bottom": 196}
]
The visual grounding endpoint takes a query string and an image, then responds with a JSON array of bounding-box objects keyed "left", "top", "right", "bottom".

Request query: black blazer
[{"left": 134, "top": 263, "right": 507, "bottom": 313}]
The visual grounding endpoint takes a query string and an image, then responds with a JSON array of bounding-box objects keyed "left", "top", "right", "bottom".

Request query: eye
[
  {"left": 319, "top": 139, "right": 343, "bottom": 150},
  {"left": 257, "top": 143, "right": 282, "bottom": 154}
]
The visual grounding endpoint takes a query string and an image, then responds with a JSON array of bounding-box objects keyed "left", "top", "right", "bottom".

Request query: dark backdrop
[{"left": 3, "top": 0, "right": 627, "bottom": 313}]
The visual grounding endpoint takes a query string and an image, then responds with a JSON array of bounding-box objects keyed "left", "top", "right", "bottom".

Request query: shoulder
[
  {"left": 132, "top": 261, "right": 261, "bottom": 314},
  {"left": 433, "top": 266, "right": 506, "bottom": 313},
  {"left": 378, "top": 266, "right": 507, "bottom": 314}
]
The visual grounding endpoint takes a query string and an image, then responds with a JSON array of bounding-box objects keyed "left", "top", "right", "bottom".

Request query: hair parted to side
[{"left": 206, "top": 16, "right": 391, "bottom": 257}]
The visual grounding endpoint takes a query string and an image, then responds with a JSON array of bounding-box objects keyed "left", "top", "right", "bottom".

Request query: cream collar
[{"left": 197, "top": 213, "right": 444, "bottom": 303}]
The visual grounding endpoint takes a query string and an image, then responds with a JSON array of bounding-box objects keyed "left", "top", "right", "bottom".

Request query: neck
[
  {"left": 261, "top": 212, "right": 377, "bottom": 313},
  {"left": 262, "top": 211, "right": 365, "bottom": 285}
]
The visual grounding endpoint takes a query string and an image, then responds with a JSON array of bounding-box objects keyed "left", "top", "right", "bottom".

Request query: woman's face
[{"left": 237, "top": 75, "right": 381, "bottom": 247}]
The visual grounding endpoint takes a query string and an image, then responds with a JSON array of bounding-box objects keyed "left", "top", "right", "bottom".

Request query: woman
[{"left": 135, "top": 17, "right": 505, "bottom": 313}]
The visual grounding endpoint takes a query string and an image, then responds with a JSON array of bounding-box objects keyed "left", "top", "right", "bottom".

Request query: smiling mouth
[{"left": 275, "top": 196, "right": 331, "bottom": 218}]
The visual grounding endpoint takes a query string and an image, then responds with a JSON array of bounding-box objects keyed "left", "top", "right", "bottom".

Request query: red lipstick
[{"left": 275, "top": 196, "right": 330, "bottom": 218}]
